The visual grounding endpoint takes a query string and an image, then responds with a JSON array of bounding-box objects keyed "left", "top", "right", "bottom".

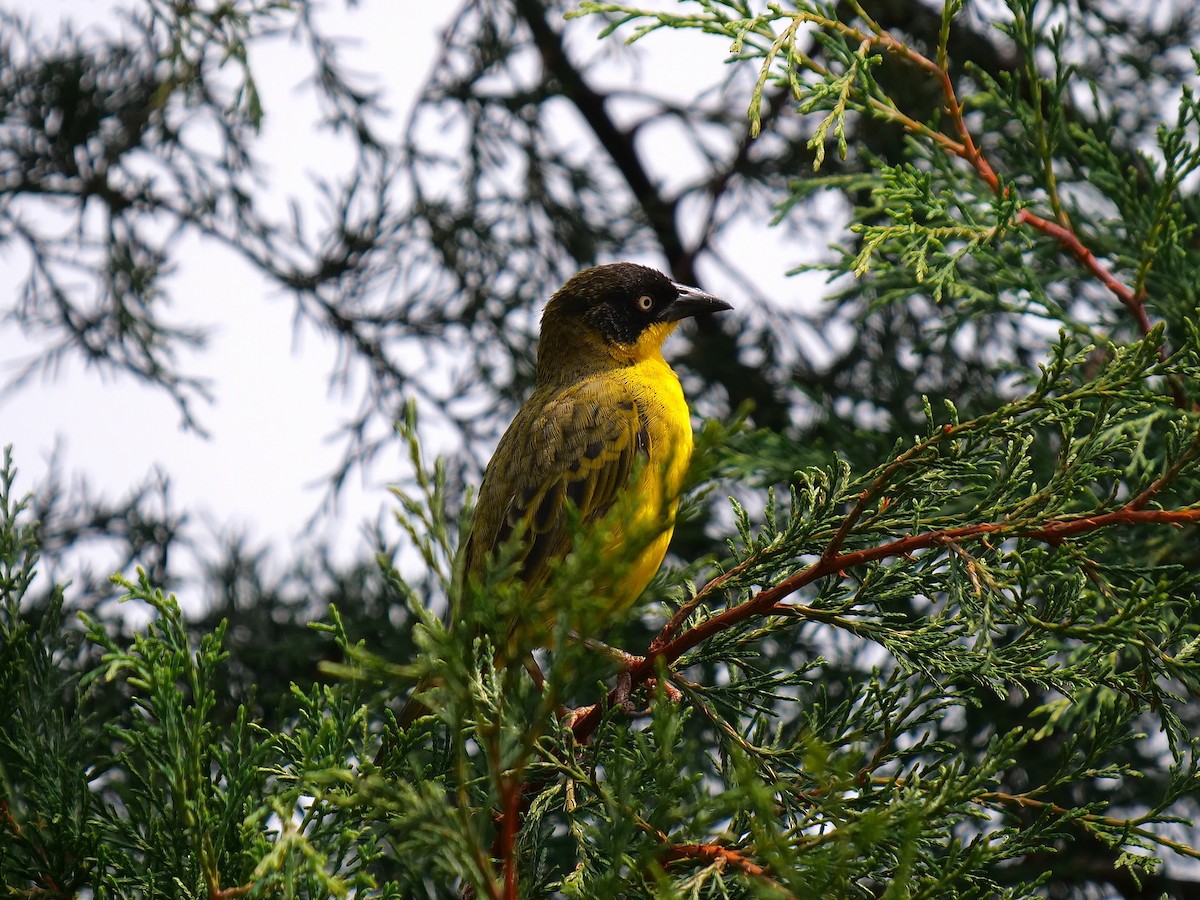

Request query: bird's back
[{"left": 463, "top": 350, "right": 691, "bottom": 624}]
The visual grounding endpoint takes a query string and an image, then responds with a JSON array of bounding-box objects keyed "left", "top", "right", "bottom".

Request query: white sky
[
  {"left": 1, "top": 1, "right": 456, "bottom": 589},
  {"left": 0, "top": 1, "right": 828, "bottom": 600}
]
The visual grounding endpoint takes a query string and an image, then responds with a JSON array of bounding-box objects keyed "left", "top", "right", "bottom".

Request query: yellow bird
[{"left": 397, "top": 262, "right": 730, "bottom": 728}]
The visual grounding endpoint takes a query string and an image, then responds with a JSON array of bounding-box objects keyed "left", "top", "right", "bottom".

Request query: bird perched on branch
[{"left": 397, "top": 262, "right": 731, "bottom": 727}]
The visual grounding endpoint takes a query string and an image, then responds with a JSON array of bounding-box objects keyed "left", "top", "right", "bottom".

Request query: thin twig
[
  {"left": 660, "top": 842, "right": 786, "bottom": 888},
  {"left": 975, "top": 791, "right": 1200, "bottom": 862}
]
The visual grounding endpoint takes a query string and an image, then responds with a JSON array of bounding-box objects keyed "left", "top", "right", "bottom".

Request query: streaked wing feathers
[{"left": 467, "top": 381, "right": 650, "bottom": 588}]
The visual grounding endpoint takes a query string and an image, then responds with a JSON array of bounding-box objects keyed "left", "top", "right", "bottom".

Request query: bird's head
[{"left": 538, "top": 263, "right": 732, "bottom": 376}]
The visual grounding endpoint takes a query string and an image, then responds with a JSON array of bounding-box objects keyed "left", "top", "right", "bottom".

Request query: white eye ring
[{"left": 636, "top": 295, "right": 654, "bottom": 312}]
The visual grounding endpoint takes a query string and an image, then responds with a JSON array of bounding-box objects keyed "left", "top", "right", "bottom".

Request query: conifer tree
[{"left": 3, "top": 1, "right": 1199, "bottom": 896}]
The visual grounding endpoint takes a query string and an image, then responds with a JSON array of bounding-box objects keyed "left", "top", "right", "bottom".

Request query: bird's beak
[{"left": 658, "top": 282, "right": 733, "bottom": 322}]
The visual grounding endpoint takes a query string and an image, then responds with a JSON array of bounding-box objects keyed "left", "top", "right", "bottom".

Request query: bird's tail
[
  {"left": 373, "top": 674, "right": 435, "bottom": 767},
  {"left": 397, "top": 674, "right": 435, "bottom": 728}
]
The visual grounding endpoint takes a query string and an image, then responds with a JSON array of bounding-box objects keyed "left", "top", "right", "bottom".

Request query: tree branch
[
  {"left": 660, "top": 842, "right": 784, "bottom": 889},
  {"left": 806, "top": 11, "right": 1190, "bottom": 409},
  {"left": 569, "top": 504, "right": 1200, "bottom": 742}
]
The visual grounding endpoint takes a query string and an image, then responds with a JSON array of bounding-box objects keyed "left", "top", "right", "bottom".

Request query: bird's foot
[
  {"left": 559, "top": 669, "right": 683, "bottom": 728},
  {"left": 613, "top": 666, "right": 683, "bottom": 717},
  {"left": 560, "top": 703, "right": 593, "bottom": 730},
  {"left": 566, "top": 635, "right": 683, "bottom": 717}
]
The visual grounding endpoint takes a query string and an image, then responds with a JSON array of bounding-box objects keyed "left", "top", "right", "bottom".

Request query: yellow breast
[{"left": 604, "top": 332, "right": 693, "bottom": 611}]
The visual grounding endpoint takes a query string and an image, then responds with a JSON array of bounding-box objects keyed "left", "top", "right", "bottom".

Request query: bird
[{"left": 395, "top": 262, "right": 731, "bottom": 730}]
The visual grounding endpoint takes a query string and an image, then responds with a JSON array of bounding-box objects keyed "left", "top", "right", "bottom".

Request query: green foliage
[
  {"left": 1, "top": 447, "right": 102, "bottom": 897},
  {"left": 4, "top": 0, "right": 1200, "bottom": 897}
]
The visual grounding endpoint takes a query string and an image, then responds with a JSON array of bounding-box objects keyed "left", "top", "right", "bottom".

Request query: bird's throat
[
  {"left": 536, "top": 318, "right": 679, "bottom": 384},
  {"left": 618, "top": 321, "right": 680, "bottom": 364}
]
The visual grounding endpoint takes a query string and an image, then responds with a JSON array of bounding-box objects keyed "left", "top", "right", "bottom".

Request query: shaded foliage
[{"left": 2, "top": 0, "right": 1200, "bottom": 896}]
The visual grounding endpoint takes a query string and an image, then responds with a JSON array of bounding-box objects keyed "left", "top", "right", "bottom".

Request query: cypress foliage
[{"left": 3, "top": 1, "right": 1199, "bottom": 897}]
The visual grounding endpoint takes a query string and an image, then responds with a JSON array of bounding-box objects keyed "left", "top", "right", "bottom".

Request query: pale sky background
[
  {"left": 0, "top": 0, "right": 819, "bottom": 599},
  {"left": 1, "top": 1, "right": 458, "bottom": 587},
  {"left": 4, "top": 0, "right": 1198, "bottom": 877}
]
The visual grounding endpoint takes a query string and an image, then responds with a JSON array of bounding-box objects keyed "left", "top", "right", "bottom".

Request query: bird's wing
[{"left": 465, "top": 379, "right": 650, "bottom": 588}]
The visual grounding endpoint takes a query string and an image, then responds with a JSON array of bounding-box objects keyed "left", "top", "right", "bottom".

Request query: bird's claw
[
  {"left": 559, "top": 668, "right": 684, "bottom": 728},
  {"left": 613, "top": 667, "right": 683, "bottom": 717}
]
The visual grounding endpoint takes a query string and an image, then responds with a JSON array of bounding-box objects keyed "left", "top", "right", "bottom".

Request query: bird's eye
[{"left": 636, "top": 295, "right": 654, "bottom": 312}]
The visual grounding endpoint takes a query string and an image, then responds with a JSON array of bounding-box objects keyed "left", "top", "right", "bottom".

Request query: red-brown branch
[
  {"left": 497, "top": 775, "right": 522, "bottom": 900},
  {"left": 1016, "top": 210, "right": 1141, "bottom": 317},
  {"left": 974, "top": 791, "right": 1200, "bottom": 862},
  {"left": 866, "top": 30, "right": 1133, "bottom": 305},
  {"left": 1011, "top": 206, "right": 1186, "bottom": 408},
  {"left": 569, "top": 505, "right": 1200, "bottom": 742},
  {"left": 834, "top": 14, "right": 1188, "bottom": 407},
  {"left": 660, "top": 842, "right": 782, "bottom": 886}
]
